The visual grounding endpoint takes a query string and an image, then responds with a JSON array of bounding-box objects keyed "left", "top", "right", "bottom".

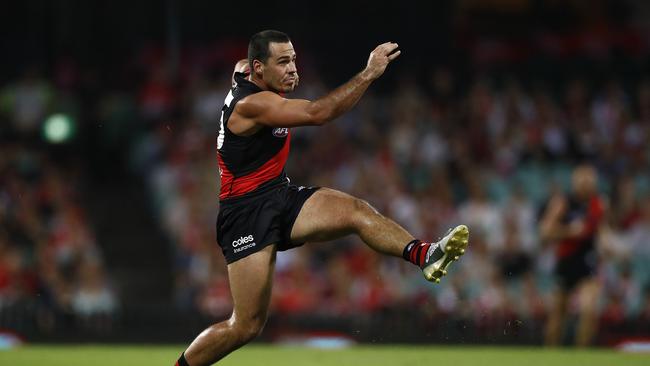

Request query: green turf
[{"left": 0, "top": 344, "right": 648, "bottom": 366}]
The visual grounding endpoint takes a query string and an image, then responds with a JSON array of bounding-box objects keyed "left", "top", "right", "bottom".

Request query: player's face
[
  {"left": 263, "top": 42, "right": 298, "bottom": 93},
  {"left": 572, "top": 166, "right": 597, "bottom": 198}
]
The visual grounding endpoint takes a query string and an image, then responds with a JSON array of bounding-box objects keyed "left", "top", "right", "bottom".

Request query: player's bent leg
[
  {"left": 575, "top": 277, "right": 601, "bottom": 347},
  {"left": 290, "top": 188, "right": 413, "bottom": 256},
  {"left": 290, "top": 188, "right": 469, "bottom": 283},
  {"left": 182, "top": 245, "right": 276, "bottom": 366}
]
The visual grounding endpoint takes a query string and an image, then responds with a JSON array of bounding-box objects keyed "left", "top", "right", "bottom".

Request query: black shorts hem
[
  {"left": 555, "top": 252, "right": 598, "bottom": 291},
  {"left": 282, "top": 186, "right": 320, "bottom": 249}
]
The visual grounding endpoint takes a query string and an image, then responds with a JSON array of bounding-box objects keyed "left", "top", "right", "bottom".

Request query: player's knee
[
  {"left": 350, "top": 198, "right": 381, "bottom": 229},
  {"left": 578, "top": 285, "right": 599, "bottom": 314},
  {"left": 240, "top": 323, "right": 264, "bottom": 344},
  {"left": 234, "top": 317, "right": 266, "bottom": 344}
]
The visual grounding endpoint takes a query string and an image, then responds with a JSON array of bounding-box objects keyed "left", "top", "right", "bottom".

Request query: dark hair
[{"left": 248, "top": 30, "right": 291, "bottom": 67}]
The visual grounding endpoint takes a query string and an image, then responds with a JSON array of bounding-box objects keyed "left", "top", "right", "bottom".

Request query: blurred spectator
[
  {"left": 71, "top": 257, "right": 118, "bottom": 317},
  {"left": 0, "top": 68, "right": 53, "bottom": 137}
]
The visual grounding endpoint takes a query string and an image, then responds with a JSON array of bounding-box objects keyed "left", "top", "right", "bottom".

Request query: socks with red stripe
[
  {"left": 402, "top": 239, "right": 444, "bottom": 268},
  {"left": 175, "top": 352, "right": 189, "bottom": 366}
]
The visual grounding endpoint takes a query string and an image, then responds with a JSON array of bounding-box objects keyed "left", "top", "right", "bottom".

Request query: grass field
[{"left": 1, "top": 344, "right": 649, "bottom": 366}]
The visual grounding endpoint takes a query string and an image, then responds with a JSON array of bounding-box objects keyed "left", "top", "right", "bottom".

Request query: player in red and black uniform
[
  {"left": 216, "top": 63, "right": 310, "bottom": 263},
  {"left": 175, "top": 30, "right": 470, "bottom": 366},
  {"left": 540, "top": 164, "right": 606, "bottom": 346}
]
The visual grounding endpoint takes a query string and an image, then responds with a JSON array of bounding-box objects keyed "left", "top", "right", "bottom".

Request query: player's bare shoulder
[
  {"left": 235, "top": 91, "right": 283, "bottom": 119},
  {"left": 234, "top": 90, "right": 315, "bottom": 129},
  {"left": 229, "top": 91, "right": 282, "bottom": 135}
]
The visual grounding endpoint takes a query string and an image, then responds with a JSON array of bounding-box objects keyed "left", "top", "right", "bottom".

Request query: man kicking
[{"left": 175, "top": 30, "right": 469, "bottom": 366}]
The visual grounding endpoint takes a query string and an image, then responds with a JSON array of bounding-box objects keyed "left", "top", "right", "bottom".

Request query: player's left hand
[{"left": 363, "top": 42, "right": 401, "bottom": 80}]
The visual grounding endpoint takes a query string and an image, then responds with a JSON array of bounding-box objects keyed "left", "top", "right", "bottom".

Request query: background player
[{"left": 539, "top": 164, "right": 606, "bottom": 347}]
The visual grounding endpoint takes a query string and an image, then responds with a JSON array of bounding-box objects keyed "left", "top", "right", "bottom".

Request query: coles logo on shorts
[
  {"left": 272, "top": 128, "right": 289, "bottom": 137},
  {"left": 232, "top": 234, "right": 256, "bottom": 254}
]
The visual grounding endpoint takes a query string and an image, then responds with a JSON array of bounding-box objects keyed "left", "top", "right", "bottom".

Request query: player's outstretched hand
[{"left": 363, "top": 42, "right": 401, "bottom": 80}]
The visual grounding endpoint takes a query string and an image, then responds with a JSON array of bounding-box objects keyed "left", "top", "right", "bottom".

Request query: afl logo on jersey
[{"left": 272, "top": 128, "right": 289, "bottom": 137}]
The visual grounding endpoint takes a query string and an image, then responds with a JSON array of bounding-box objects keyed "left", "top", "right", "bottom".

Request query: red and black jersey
[
  {"left": 556, "top": 194, "right": 605, "bottom": 259},
  {"left": 217, "top": 73, "right": 291, "bottom": 200}
]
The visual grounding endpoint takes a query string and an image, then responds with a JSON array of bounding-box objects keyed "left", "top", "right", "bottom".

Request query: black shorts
[
  {"left": 555, "top": 250, "right": 598, "bottom": 291},
  {"left": 217, "top": 183, "right": 320, "bottom": 264}
]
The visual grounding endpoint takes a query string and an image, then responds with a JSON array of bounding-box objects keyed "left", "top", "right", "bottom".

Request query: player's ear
[{"left": 252, "top": 59, "right": 264, "bottom": 76}]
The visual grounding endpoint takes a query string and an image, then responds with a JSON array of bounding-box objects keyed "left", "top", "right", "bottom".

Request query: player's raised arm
[
  {"left": 240, "top": 42, "right": 401, "bottom": 128},
  {"left": 539, "top": 194, "right": 567, "bottom": 243},
  {"left": 539, "top": 195, "right": 588, "bottom": 241}
]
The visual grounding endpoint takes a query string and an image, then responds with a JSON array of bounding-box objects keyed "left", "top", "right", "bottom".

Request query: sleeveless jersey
[
  {"left": 217, "top": 72, "right": 291, "bottom": 200},
  {"left": 556, "top": 194, "right": 604, "bottom": 259}
]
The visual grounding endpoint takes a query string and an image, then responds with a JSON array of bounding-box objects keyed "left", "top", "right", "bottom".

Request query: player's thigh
[
  {"left": 290, "top": 187, "right": 372, "bottom": 243},
  {"left": 576, "top": 277, "right": 600, "bottom": 313},
  {"left": 227, "top": 244, "right": 277, "bottom": 324}
]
